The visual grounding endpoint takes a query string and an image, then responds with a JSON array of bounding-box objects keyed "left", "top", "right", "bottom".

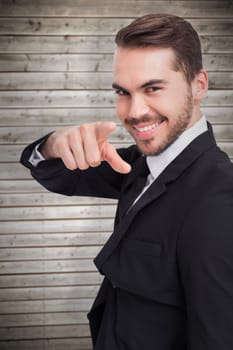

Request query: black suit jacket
[{"left": 21, "top": 125, "right": 233, "bottom": 350}]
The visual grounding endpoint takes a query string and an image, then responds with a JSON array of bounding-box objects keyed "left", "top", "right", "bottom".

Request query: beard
[{"left": 125, "top": 89, "right": 194, "bottom": 156}]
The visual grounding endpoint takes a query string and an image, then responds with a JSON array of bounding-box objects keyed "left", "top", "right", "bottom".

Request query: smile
[{"left": 133, "top": 119, "right": 165, "bottom": 133}]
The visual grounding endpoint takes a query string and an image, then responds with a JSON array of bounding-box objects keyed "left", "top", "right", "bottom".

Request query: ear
[{"left": 192, "top": 69, "right": 208, "bottom": 101}]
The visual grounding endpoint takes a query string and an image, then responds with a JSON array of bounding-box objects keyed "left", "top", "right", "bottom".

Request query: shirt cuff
[{"left": 28, "top": 143, "right": 45, "bottom": 166}]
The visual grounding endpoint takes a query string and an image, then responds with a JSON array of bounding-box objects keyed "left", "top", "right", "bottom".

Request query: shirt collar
[{"left": 146, "top": 116, "right": 208, "bottom": 181}]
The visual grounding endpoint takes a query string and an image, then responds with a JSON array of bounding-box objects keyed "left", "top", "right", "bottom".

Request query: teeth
[{"left": 135, "top": 121, "right": 160, "bottom": 132}]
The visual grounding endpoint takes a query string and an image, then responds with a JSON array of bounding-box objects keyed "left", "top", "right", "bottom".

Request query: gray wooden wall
[{"left": 0, "top": 1, "right": 232, "bottom": 349}]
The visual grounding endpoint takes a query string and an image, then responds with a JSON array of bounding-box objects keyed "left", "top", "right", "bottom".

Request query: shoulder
[{"left": 186, "top": 143, "right": 233, "bottom": 200}]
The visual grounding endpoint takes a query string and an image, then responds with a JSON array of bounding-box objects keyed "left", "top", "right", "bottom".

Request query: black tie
[{"left": 118, "top": 156, "right": 150, "bottom": 219}]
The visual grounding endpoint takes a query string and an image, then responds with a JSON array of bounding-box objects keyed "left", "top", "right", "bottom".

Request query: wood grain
[
  {"left": 0, "top": 1, "right": 232, "bottom": 348},
  {"left": 0, "top": 54, "right": 232, "bottom": 72},
  {"left": 0, "top": 1, "right": 232, "bottom": 18}
]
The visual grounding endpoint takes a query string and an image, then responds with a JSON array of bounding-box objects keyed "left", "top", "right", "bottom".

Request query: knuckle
[
  {"left": 79, "top": 123, "right": 89, "bottom": 136},
  {"left": 68, "top": 127, "right": 80, "bottom": 142},
  {"left": 53, "top": 137, "right": 66, "bottom": 155}
]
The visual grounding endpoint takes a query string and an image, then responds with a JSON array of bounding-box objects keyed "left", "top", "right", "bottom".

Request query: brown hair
[{"left": 115, "top": 14, "right": 203, "bottom": 83}]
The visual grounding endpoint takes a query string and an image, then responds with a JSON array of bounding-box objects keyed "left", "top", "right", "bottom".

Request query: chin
[
  {"left": 136, "top": 142, "right": 161, "bottom": 156},
  {"left": 136, "top": 138, "right": 172, "bottom": 156}
]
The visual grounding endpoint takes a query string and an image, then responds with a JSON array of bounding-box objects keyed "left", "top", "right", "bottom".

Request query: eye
[
  {"left": 146, "top": 86, "right": 161, "bottom": 93},
  {"left": 114, "top": 89, "right": 129, "bottom": 96}
]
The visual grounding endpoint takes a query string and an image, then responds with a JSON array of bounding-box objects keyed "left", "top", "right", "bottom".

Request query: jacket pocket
[{"left": 101, "top": 237, "right": 163, "bottom": 300}]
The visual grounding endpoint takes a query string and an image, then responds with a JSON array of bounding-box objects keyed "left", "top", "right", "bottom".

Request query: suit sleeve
[
  {"left": 20, "top": 137, "right": 138, "bottom": 200},
  {"left": 178, "top": 189, "right": 233, "bottom": 350}
]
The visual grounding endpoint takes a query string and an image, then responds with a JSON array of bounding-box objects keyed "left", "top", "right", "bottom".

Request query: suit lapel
[{"left": 94, "top": 125, "right": 217, "bottom": 271}]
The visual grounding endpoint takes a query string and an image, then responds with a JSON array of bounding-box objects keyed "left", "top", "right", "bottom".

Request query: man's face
[{"left": 113, "top": 47, "right": 199, "bottom": 155}]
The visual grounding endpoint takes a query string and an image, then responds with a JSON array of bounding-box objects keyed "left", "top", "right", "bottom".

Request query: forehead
[{"left": 113, "top": 47, "right": 177, "bottom": 82}]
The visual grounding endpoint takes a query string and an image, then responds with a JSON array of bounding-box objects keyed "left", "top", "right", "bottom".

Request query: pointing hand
[{"left": 40, "top": 122, "right": 131, "bottom": 174}]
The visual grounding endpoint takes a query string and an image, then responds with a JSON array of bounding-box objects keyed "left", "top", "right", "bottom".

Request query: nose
[{"left": 128, "top": 94, "right": 150, "bottom": 119}]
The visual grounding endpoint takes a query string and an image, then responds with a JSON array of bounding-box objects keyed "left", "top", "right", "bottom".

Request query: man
[{"left": 21, "top": 14, "right": 233, "bottom": 350}]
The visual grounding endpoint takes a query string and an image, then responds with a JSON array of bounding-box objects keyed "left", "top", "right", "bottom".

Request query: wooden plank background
[{"left": 0, "top": 1, "right": 232, "bottom": 349}]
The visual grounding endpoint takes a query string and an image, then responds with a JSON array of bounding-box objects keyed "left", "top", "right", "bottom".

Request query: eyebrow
[
  {"left": 112, "top": 83, "right": 129, "bottom": 93},
  {"left": 140, "top": 79, "right": 168, "bottom": 88},
  {"left": 112, "top": 79, "right": 168, "bottom": 92}
]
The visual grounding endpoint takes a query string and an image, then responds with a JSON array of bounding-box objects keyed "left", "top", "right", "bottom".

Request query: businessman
[{"left": 21, "top": 14, "right": 233, "bottom": 350}]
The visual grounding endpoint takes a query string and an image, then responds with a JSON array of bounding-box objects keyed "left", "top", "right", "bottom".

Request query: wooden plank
[
  {"left": 203, "top": 107, "right": 233, "bottom": 124},
  {"left": 0, "top": 90, "right": 232, "bottom": 109},
  {"left": 0, "top": 90, "right": 117, "bottom": 108},
  {"left": 0, "top": 273, "right": 102, "bottom": 288},
  {"left": 202, "top": 54, "right": 233, "bottom": 72},
  {"left": 0, "top": 72, "right": 112, "bottom": 90},
  {"left": 0, "top": 327, "right": 91, "bottom": 342},
  {"left": 0, "top": 18, "right": 131, "bottom": 36},
  {"left": 0, "top": 285, "right": 99, "bottom": 301},
  {"left": 0, "top": 18, "right": 232, "bottom": 36},
  {"left": 0, "top": 107, "right": 232, "bottom": 127},
  {"left": 0, "top": 192, "right": 115, "bottom": 206},
  {"left": 0, "top": 298, "right": 93, "bottom": 313},
  {"left": 0, "top": 107, "right": 117, "bottom": 126},
  {"left": 0, "top": 180, "right": 51, "bottom": 194},
  {"left": 0, "top": 246, "right": 101, "bottom": 261},
  {"left": 0, "top": 71, "right": 232, "bottom": 90},
  {"left": 200, "top": 72, "right": 233, "bottom": 89},
  {"left": 0, "top": 36, "right": 115, "bottom": 54},
  {"left": 0, "top": 232, "right": 110, "bottom": 248},
  {"left": 0, "top": 218, "right": 114, "bottom": 234},
  {"left": 0, "top": 54, "right": 232, "bottom": 73},
  {"left": 0, "top": 0, "right": 232, "bottom": 18},
  {"left": 0, "top": 311, "right": 88, "bottom": 327},
  {"left": 0, "top": 164, "right": 31, "bottom": 180},
  {"left": 203, "top": 91, "right": 233, "bottom": 107},
  {"left": 0, "top": 145, "right": 24, "bottom": 162},
  {"left": 0, "top": 35, "right": 232, "bottom": 54},
  {"left": 0, "top": 204, "right": 116, "bottom": 220},
  {"left": 0, "top": 338, "right": 92, "bottom": 350},
  {"left": 0, "top": 324, "right": 90, "bottom": 340},
  {"left": 0, "top": 259, "right": 97, "bottom": 274},
  {"left": 0, "top": 54, "right": 113, "bottom": 72},
  {"left": 201, "top": 36, "right": 233, "bottom": 54}
]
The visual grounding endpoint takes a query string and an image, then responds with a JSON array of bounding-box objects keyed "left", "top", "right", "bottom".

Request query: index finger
[{"left": 95, "top": 121, "right": 117, "bottom": 143}]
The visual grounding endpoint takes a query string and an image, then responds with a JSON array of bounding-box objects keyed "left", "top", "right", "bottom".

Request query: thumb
[{"left": 103, "top": 143, "right": 131, "bottom": 174}]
